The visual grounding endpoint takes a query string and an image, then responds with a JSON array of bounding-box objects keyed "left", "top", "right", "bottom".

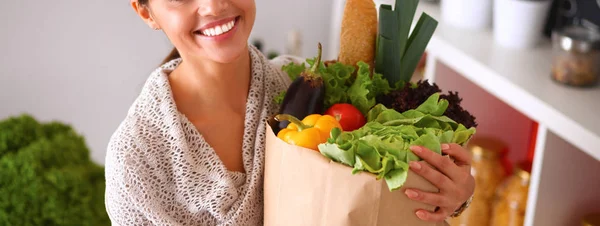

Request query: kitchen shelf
[
  {"left": 416, "top": 2, "right": 600, "bottom": 161},
  {"left": 414, "top": 2, "right": 600, "bottom": 226}
]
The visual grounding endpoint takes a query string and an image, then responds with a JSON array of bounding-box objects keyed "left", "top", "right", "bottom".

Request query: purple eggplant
[{"left": 271, "top": 43, "right": 326, "bottom": 133}]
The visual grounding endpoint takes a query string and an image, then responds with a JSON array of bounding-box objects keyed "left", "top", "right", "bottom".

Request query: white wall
[
  {"left": 0, "top": 0, "right": 333, "bottom": 165},
  {"left": 252, "top": 0, "right": 334, "bottom": 59}
]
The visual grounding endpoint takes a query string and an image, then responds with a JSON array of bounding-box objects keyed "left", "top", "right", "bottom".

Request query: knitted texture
[{"left": 104, "top": 46, "right": 299, "bottom": 226}]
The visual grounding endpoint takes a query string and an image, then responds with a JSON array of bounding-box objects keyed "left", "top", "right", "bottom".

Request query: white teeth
[
  {"left": 199, "top": 19, "right": 236, "bottom": 36},
  {"left": 220, "top": 24, "right": 228, "bottom": 33}
]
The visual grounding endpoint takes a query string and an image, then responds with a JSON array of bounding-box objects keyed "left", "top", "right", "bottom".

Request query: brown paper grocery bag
[{"left": 264, "top": 123, "right": 449, "bottom": 226}]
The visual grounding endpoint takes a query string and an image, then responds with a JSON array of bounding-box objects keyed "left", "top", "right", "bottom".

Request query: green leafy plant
[
  {"left": 376, "top": 0, "right": 438, "bottom": 85},
  {"left": 281, "top": 59, "right": 391, "bottom": 115},
  {"left": 318, "top": 93, "right": 476, "bottom": 191},
  {"left": 0, "top": 114, "right": 109, "bottom": 226}
]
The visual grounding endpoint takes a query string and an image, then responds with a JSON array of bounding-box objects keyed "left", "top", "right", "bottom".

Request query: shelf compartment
[
  {"left": 526, "top": 129, "right": 600, "bottom": 226},
  {"left": 417, "top": 2, "right": 600, "bottom": 161},
  {"left": 432, "top": 61, "right": 537, "bottom": 166}
]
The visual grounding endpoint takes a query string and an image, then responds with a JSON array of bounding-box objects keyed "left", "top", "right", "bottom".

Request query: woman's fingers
[
  {"left": 410, "top": 146, "right": 463, "bottom": 181},
  {"left": 409, "top": 160, "right": 454, "bottom": 189},
  {"left": 408, "top": 144, "right": 476, "bottom": 221},
  {"left": 441, "top": 143, "right": 472, "bottom": 166},
  {"left": 415, "top": 209, "right": 449, "bottom": 222},
  {"left": 404, "top": 189, "right": 451, "bottom": 207}
]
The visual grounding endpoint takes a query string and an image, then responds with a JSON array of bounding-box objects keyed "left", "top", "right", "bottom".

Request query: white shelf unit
[{"left": 415, "top": 2, "right": 600, "bottom": 226}]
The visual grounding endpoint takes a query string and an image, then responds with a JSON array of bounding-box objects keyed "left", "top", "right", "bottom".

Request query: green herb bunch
[{"left": 0, "top": 114, "right": 109, "bottom": 226}]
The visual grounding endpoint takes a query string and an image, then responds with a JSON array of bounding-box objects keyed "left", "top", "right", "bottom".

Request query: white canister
[
  {"left": 441, "top": 0, "right": 493, "bottom": 30},
  {"left": 493, "top": 0, "right": 552, "bottom": 49}
]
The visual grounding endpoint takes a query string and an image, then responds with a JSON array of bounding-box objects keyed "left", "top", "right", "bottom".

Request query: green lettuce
[
  {"left": 279, "top": 58, "right": 391, "bottom": 113},
  {"left": 347, "top": 62, "right": 392, "bottom": 115},
  {"left": 282, "top": 61, "right": 305, "bottom": 81},
  {"left": 274, "top": 91, "right": 287, "bottom": 105},
  {"left": 322, "top": 62, "right": 354, "bottom": 108},
  {"left": 318, "top": 93, "right": 476, "bottom": 191},
  {"left": 347, "top": 62, "right": 375, "bottom": 115}
]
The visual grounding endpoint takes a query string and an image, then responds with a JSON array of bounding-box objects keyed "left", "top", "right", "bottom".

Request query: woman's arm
[{"left": 404, "top": 143, "right": 475, "bottom": 222}]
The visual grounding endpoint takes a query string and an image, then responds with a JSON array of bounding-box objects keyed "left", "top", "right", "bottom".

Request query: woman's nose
[{"left": 197, "top": 0, "right": 229, "bottom": 17}]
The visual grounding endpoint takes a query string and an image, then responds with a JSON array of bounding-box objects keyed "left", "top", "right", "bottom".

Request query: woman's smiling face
[{"left": 135, "top": 0, "right": 256, "bottom": 63}]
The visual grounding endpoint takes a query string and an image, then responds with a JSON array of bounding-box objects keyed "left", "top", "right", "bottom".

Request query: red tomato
[{"left": 324, "top": 103, "right": 366, "bottom": 131}]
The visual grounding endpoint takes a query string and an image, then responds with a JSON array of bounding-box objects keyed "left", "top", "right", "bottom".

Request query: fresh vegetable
[
  {"left": 338, "top": 0, "right": 378, "bottom": 67},
  {"left": 275, "top": 114, "right": 342, "bottom": 151},
  {"left": 376, "top": 80, "right": 478, "bottom": 128},
  {"left": 0, "top": 114, "right": 109, "bottom": 226},
  {"left": 438, "top": 91, "right": 478, "bottom": 129},
  {"left": 376, "top": 0, "right": 438, "bottom": 85},
  {"left": 324, "top": 103, "right": 366, "bottom": 132},
  {"left": 281, "top": 59, "right": 392, "bottom": 116},
  {"left": 281, "top": 60, "right": 305, "bottom": 81},
  {"left": 320, "top": 61, "right": 355, "bottom": 109},
  {"left": 275, "top": 43, "right": 326, "bottom": 132},
  {"left": 318, "top": 93, "right": 476, "bottom": 191},
  {"left": 347, "top": 62, "right": 392, "bottom": 115},
  {"left": 274, "top": 91, "right": 287, "bottom": 105},
  {"left": 274, "top": 58, "right": 307, "bottom": 105}
]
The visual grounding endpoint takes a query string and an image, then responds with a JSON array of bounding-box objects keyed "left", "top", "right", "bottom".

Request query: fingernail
[
  {"left": 405, "top": 189, "right": 419, "bottom": 199},
  {"left": 409, "top": 161, "right": 421, "bottom": 170},
  {"left": 410, "top": 146, "right": 422, "bottom": 153},
  {"left": 416, "top": 210, "right": 426, "bottom": 219},
  {"left": 441, "top": 144, "right": 450, "bottom": 150}
]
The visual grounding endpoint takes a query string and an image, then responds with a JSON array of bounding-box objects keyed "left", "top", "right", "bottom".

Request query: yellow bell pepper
[{"left": 275, "top": 114, "right": 342, "bottom": 151}]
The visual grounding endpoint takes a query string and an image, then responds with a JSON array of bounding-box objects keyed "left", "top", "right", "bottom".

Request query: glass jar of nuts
[
  {"left": 551, "top": 26, "right": 600, "bottom": 87},
  {"left": 449, "top": 137, "right": 508, "bottom": 226}
]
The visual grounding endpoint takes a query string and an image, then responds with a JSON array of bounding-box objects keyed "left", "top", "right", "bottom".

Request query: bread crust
[{"left": 338, "top": 0, "right": 378, "bottom": 68}]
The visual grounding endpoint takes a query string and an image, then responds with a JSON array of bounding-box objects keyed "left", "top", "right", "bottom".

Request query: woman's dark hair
[
  {"left": 161, "top": 48, "right": 181, "bottom": 65},
  {"left": 137, "top": 0, "right": 181, "bottom": 65}
]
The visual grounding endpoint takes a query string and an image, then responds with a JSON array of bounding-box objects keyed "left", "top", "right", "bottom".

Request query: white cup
[
  {"left": 493, "top": 0, "right": 552, "bottom": 49},
  {"left": 441, "top": 0, "right": 494, "bottom": 30}
]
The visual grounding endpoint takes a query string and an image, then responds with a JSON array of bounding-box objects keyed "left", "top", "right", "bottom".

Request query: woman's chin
[{"left": 204, "top": 45, "right": 249, "bottom": 64}]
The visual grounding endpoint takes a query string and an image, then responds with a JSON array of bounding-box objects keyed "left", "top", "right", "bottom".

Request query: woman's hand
[{"left": 405, "top": 143, "right": 475, "bottom": 222}]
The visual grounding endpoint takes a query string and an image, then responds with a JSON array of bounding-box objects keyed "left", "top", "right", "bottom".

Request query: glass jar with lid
[
  {"left": 551, "top": 25, "right": 600, "bottom": 87},
  {"left": 449, "top": 136, "right": 508, "bottom": 226},
  {"left": 490, "top": 161, "right": 531, "bottom": 226}
]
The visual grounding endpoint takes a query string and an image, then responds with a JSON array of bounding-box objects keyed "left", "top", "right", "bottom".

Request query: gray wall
[{"left": 0, "top": 0, "right": 332, "bottom": 165}]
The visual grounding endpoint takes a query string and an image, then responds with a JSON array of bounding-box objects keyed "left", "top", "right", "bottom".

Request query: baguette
[{"left": 338, "top": 0, "right": 378, "bottom": 68}]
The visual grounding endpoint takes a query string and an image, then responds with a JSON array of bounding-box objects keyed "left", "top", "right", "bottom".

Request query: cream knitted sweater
[{"left": 104, "top": 46, "right": 300, "bottom": 226}]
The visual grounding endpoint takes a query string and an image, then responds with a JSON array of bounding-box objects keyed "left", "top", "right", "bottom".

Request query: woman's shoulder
[
  {"left": 125, "top": 58, "right": 181, "bottom": 119},
  {"left": 106, "top": 59, "right": 183, "bottom": 162},
  {"left": 105, "top": 112, "right": 158, "bottom": 162}
]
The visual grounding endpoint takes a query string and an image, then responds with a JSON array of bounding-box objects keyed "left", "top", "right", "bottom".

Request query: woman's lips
[{"left": 194, "top": 16, "right": 239, "bottom": 37}]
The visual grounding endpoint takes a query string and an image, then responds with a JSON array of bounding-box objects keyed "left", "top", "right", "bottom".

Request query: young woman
[{"left": 104, "top": 0, "right": 476, "bottom": 225}]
